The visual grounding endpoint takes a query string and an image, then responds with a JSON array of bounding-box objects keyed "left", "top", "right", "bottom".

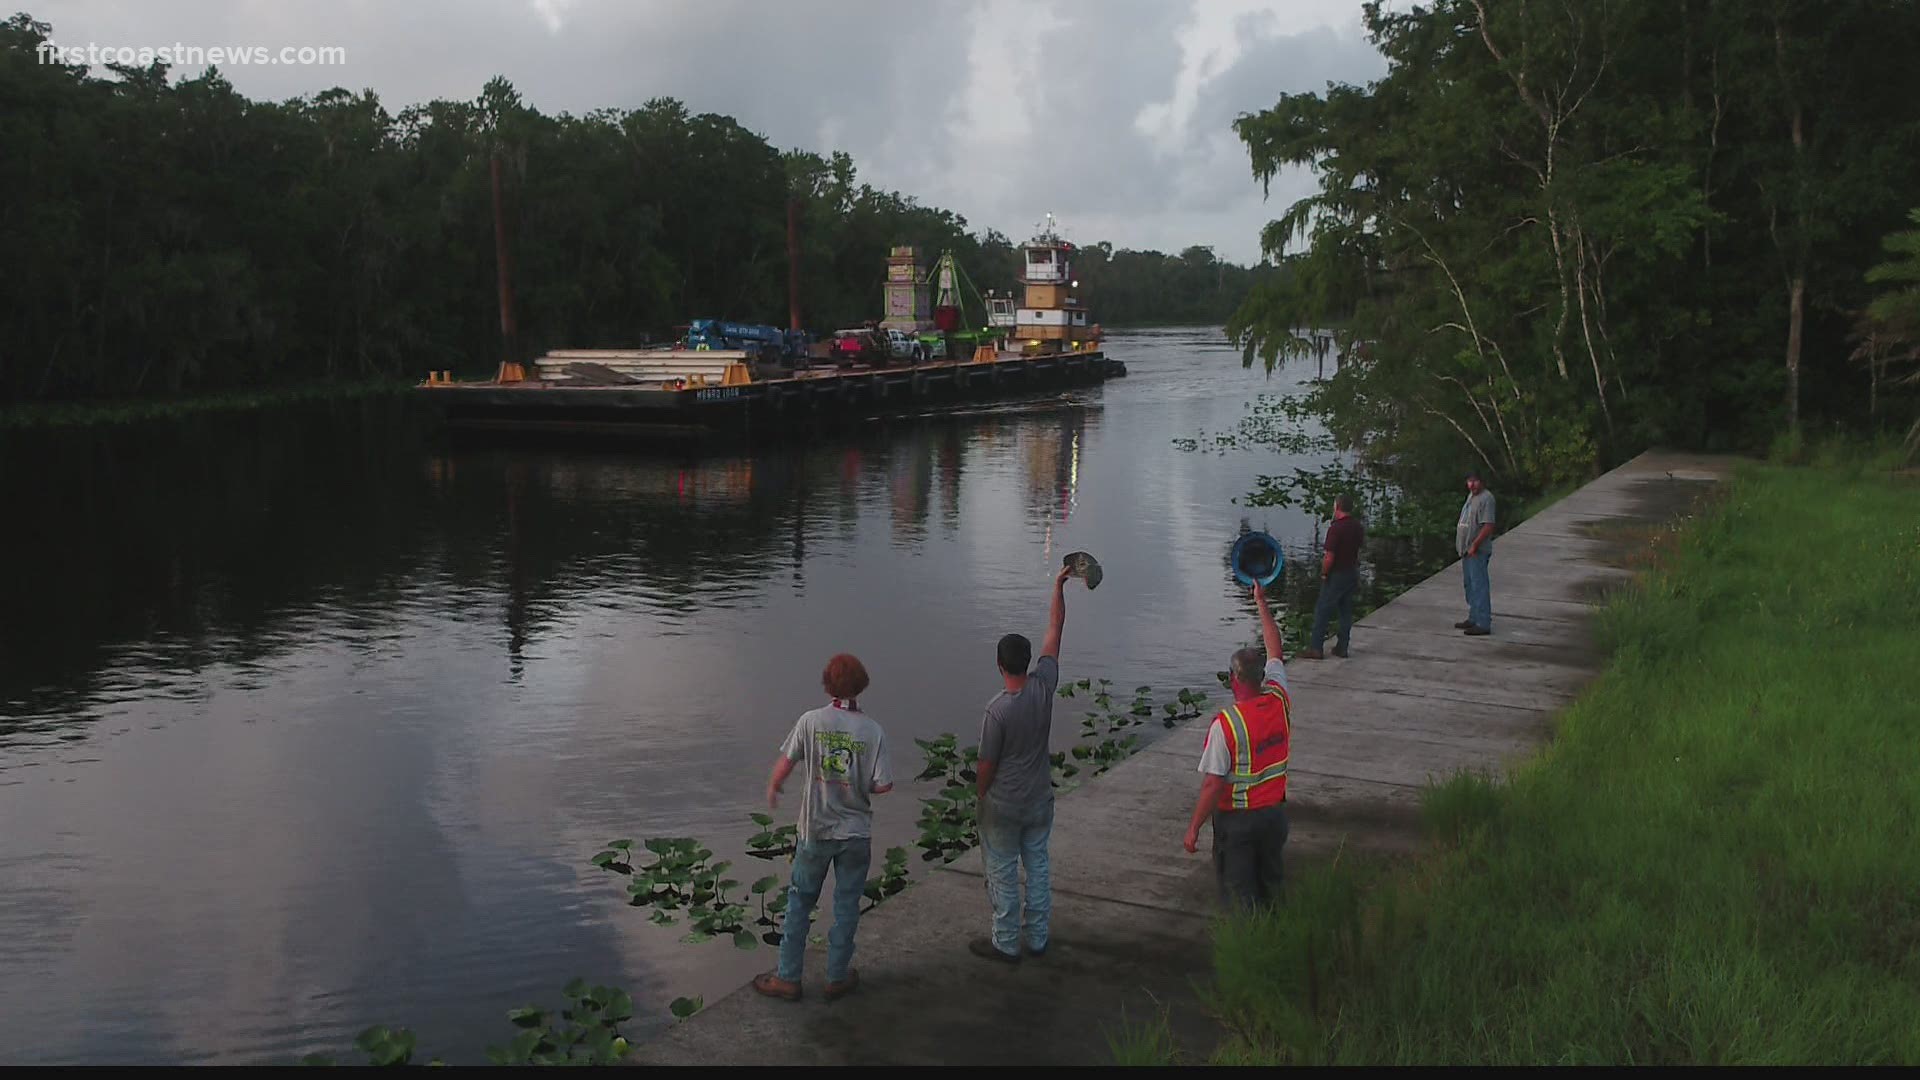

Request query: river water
[{"left": 0, "top": 328, "right": 1437, "bottom": 1064}]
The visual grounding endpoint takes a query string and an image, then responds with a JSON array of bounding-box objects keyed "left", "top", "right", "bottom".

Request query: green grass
[
  {"left": 0, "top": 377, "right": 413, "bottom": 429},
  {"left": 1106, "top": 1006, "right": 1186, "bottom": 1066},
  {"left": 1194, "top": 461, "right": 1920, "bottom": 1065}
]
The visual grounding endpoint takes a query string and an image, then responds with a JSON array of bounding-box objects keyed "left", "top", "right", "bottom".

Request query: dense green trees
[
  {"left": 1229, "top": 0, "right": 1920, "bottom": 487},
  {"left": 1071, "top": 243, "right": 1265, "bottom": 327},
  {"left": 1855, "top": 208, "right": 1920, "bottom": 452},
  {"left": 0, "top": 14, "right": 1252, "bottom": 405}
]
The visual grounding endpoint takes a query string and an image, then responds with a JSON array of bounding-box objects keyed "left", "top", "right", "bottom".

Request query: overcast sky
[{"left": 34, "top": 0, "right": 1388, "bottom": 263}]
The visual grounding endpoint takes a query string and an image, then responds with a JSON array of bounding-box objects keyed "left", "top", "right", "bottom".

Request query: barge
[
  {"left": 417, "top": 215, "right": 1123, "bottom": 440},
  {"left": 422, "top": 350, "right": 1124, "bottom": 438}
]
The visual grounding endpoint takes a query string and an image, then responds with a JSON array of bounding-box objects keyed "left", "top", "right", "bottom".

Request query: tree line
[
  {"left": 0, "top": 14, "right": 1255, "bottom": 405},
  {"left": 1229, "top": 0, "right": 1920, "bottom": 487}
]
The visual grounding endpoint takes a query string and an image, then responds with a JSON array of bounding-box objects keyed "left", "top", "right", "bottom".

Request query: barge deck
[{"left": 417, "top": 350, "right": 1125, "bottom": 439}]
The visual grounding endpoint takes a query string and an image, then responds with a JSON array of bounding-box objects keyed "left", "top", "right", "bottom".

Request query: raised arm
[
  {"left": 1039, "top": 564, "right": 1071, "bottom": 660},
  {"left": 1254, "top": 581, "right": 1285, "bottom": 663}
]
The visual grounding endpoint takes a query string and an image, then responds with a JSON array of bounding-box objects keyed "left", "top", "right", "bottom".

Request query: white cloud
[
  {"left": 32, "top": 0, "right": 1387, "bottom": 261},
  {"left": 528, "top": 0, "right": 576, "bottom": 34}
]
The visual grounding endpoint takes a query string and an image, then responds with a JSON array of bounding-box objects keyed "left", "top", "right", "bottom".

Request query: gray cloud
[{"left": 34, "top": 0, "right": 1385, "bottom": 261}]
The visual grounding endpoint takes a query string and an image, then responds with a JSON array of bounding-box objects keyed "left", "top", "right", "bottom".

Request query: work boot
[
  {"left": 1463, "top": 625, "right": 1491, "bottom": 636},
  {"left": 969, "top": 938, "right": 1020, "bottom": 964},
  {"left": 824, "top": 969, "right": 860, "bottom": 1001},
  {"left": 1454, "top": 619, "right": 1477, "bottom": 629},
  {"left": 1298, "top": 648, "right": 1325, "bottom": 660},
  {"left": 751, "top": 972, "right": 802, "bottom": 1001}
]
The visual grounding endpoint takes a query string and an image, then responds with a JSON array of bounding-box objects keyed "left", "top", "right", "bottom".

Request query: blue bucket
[{"left": 1230, "top": 531, "right": 1286, "bottom": 587}]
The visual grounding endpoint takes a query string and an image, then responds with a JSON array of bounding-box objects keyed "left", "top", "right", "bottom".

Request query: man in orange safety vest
[{"left": 1183, "top": 579, "right": 1293, "bottom": 909}]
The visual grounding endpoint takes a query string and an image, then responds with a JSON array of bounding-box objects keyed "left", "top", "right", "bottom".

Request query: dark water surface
[{"left": 0, "top": 328, "right": 1431, "bottom": 1064}]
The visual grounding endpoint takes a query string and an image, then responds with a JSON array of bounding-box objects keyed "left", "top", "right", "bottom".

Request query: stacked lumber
[{"left": 532, "top": 348, "right": 750, "bottom": 386}]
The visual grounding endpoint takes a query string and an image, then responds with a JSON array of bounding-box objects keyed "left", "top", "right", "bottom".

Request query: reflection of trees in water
[
  {"left": 0, "top": 405, "right": 830, "bottom": 745},
  {"left": 887, "top": 427, "right": 936, "bottom": 543},
  {"left": 0, "top": 400, "right": 1097, "bottom": 750},
  {"left": 2, "top": 399, "right": 442, "bottom": 745},
  {"left": 937, "top": 426, "right": 964, "bottom": 535}
]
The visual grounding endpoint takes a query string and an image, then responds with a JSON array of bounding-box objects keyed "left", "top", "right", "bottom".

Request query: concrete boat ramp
[{"left": 638, "top": 451, "right": 1733, "bottom": 1065}]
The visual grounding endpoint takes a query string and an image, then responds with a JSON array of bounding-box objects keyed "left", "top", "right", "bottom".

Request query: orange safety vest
[{"left": 1213, "top": 683, "right": 1292, "bottom": 812}]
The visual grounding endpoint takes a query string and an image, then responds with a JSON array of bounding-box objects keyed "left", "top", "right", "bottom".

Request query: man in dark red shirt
[{"left": 1300, "top": 493, "right": 1365, "bottom": 660}]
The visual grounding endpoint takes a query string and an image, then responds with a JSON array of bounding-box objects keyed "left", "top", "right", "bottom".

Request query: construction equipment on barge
[{"left": 417, "top": 215, "right": 1121, "bottom": 440}]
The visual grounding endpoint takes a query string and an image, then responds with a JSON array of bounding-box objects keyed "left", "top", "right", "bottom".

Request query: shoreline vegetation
[
  {"left": 1224, "top": 2, "right": 1920, "bottom": 494},
  {"left": 0, "top": 13, "right": 1256, "bottom": 412},
  {"left": 1173, "top": 0, "right": 1920, "bottom": 1055},
  {"left": 0, "top": 324, "right": 1223, "bottom": 433},
  {"left": 1135, "top": 457, "right": 1920, "bottom": 1065},
  {"left": 0, "top": 378, "right": 414, "bottom": 431}
]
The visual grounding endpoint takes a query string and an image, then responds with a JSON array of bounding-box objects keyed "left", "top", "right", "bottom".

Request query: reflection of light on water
[
  {"left": 673, "top": 460, "right": 753, "bottom": 503},
  {"left": 1065, "top": 431, "right": 1080, "bottom": 521}
]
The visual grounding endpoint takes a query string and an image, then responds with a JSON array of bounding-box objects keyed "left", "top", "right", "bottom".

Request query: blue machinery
[{"left": 684, "top": 319, "right": 811, "bottom": 362}]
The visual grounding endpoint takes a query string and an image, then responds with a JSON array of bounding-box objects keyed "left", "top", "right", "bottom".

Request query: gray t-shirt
[
  {"left": 1456, "top": 490, "right": 1496, "bottom": 556},
  {"left": 980, "top": 654, "right": 1060, "bottom": 810},
  {"left": 780, "top": 703, "right": 892, "bottom": 842}
]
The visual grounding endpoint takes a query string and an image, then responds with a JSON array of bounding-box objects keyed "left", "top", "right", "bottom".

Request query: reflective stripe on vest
[{"left": 1219, "top": 689, "right": 1290, "bottom": 811}]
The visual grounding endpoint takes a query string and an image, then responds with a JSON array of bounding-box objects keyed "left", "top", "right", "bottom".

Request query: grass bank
[
  {"left": 0, "top": 377, "right": 413, "bottom": 430},
  {"left": 1184, "top": 461, "right": 1920, "bottom": 1065}
]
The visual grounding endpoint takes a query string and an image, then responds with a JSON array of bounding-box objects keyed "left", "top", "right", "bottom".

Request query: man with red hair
[{"left": 753, "top": 653, "right": 894, "bottom": 1002}]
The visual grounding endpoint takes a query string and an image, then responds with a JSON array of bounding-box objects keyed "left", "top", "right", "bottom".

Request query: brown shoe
[
  {"left": 824, "top": 969, "right": 860, "bottom": 1001},
  {"left": 1454, "top": 619, "right": 1476, "bottom": 629},
  {"left": 1463, "top": 625, "right": 1491, "bottom": 636},
  {"left": 1298, "top": 648, "right": 1325, "bottom": 660},
  {"left": 751, "top": 972, "right": 802, "bottom": 1001}
]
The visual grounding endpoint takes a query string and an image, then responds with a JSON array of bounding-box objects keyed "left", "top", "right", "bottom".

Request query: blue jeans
[
  {"left": 981, "top": 797, "right": 1054, "bottom": 956},
  {"left": 776, "top": 837, "right": 871, "bottom": 984},
  {"left": 1310, "top": 567, "right": 1359, "bottom": 652},
  {"left": 1463, "top": 550, "right": 1492, "bottom": 630}
]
